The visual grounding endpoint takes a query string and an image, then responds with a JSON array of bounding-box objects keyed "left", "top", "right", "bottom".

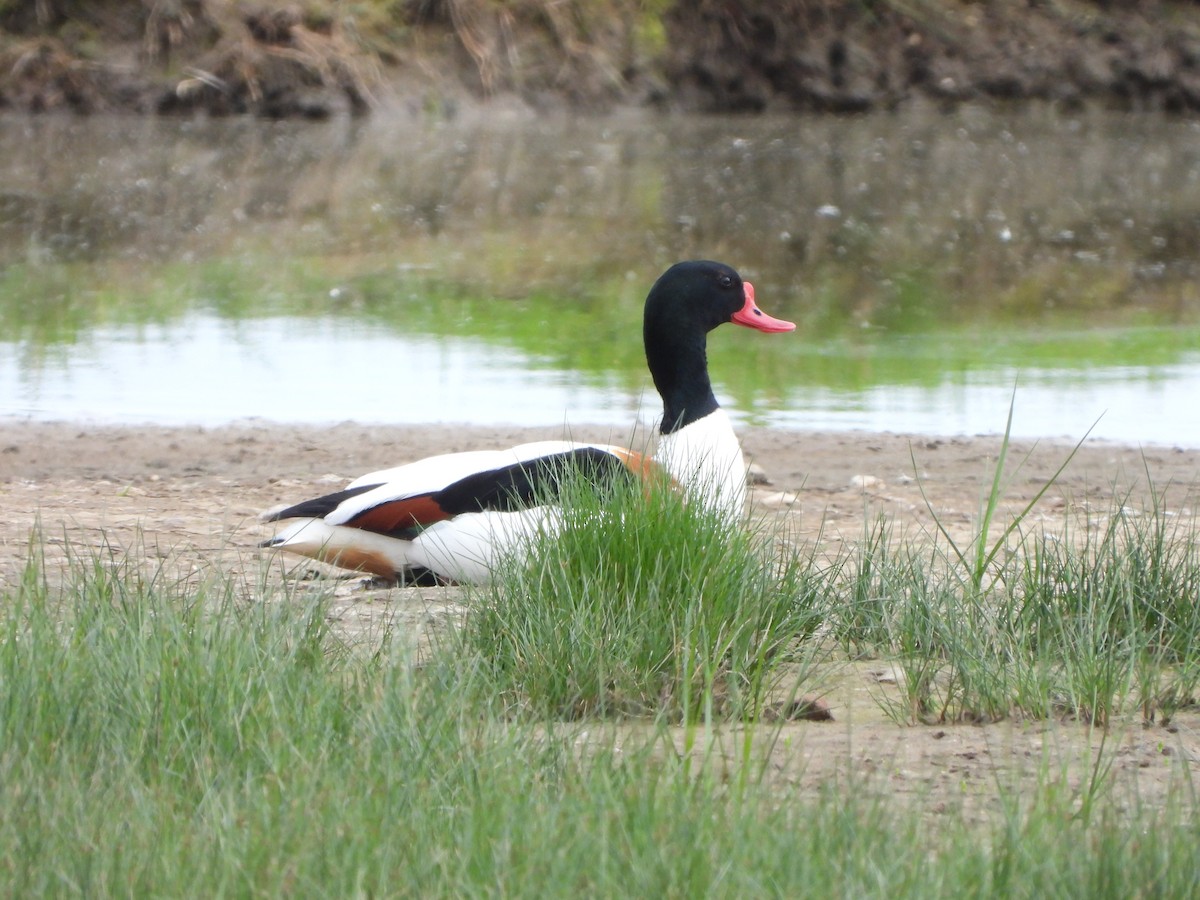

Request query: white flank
[
  {"left": 267, "top": 426, "right": 746, "bottom": 582},
  {"left": 406, "top": 507, "right": 561, "bottom": 584},
  {"left": 265, "top": 442, "right": 622, "bottom": 581}
]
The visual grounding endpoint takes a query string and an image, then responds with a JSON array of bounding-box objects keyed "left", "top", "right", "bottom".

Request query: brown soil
[
  {"left": 2, "top": 419, "right": 1198, "bottom": 813},
  {"left": 665, "top": 0, "right": 1200, "bottom": 115}
]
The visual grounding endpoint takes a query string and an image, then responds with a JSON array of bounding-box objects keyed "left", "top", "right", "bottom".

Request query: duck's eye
[{"left": 717, "top": 274, "right": 733, "bottom": 288}]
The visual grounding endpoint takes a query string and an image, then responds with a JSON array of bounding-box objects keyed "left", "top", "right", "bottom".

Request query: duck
[{"left": 260, "top": 260, "right": 795, "bottom": 584}]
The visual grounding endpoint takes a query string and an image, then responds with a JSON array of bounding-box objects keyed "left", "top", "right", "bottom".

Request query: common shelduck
[{"left": 261, "top": 260, "right": 795, "bottom": 584}]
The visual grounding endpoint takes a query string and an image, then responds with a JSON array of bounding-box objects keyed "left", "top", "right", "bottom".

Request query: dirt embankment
[{"left": 2, "top": 1, "right": 1200, "bottom": 119}]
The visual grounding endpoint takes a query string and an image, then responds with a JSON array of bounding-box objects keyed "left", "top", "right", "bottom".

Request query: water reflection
[
  {"left": 0, "top": 316, "right": 640, "bottom": 426},
  {"left": 777, "top": 364, "right": 1200, "bottom": 446},
  {"left": 4, "top": 313, "right": 1199, "bottom": 446},
  {"left": 5, "top": 108, "right": 1200, "bottom": 313},
  {"left": 2, "top": 107, "right": 1200, "bottom": 441}
]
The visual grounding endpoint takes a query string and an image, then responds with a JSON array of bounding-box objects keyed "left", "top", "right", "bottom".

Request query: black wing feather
[
  {"left": 435, "top": 448, "right": 634, "bottom": 514},
  {"left": 264, "top": 483, "right": 382, "bottom": 522},
  {"left": 267, "top": 446, "right": 635, "bottom": 528}
]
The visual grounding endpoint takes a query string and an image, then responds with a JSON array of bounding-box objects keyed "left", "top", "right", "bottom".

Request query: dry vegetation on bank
[{"left": 3, "top": 0, "right": 1200, "bottom": 117}]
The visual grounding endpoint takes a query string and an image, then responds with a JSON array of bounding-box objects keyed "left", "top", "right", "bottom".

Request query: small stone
[
  {"left": 868, "top": 666, "right": 904, "bottom": 686},
  {"left": 746, "top": 463, "right": 773, "bottom": 486},
  {"left": 756, "top": 490, "right": 800, "bottom": 508},
  {"left": 849, "top": 474, "right": 885, "bottom": 491},
  {"left": 762, "top": 697, "right": 834, "bottom": 722}
]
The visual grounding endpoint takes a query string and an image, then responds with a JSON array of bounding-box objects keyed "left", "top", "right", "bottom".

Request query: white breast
[{"left": 652, "top": 408, "right": 747, "bottom": 517}]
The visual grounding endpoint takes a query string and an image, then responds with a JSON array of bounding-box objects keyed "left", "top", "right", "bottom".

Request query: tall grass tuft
[
  {"left": 832, "top": 513, "right": 904, "bottom": 657},
  {"left": 455, "top": 469, "right": 827, "bottom": 721},
  {"left": 1017, "top": 485, "right": 1200, "bottom": 726},
  {"left": 822, "top": 409, "right": 1200, "bottom": 726}
]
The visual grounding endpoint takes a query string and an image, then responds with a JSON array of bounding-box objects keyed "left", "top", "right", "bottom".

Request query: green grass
[
  {"left": 818, "top": 420, "right": 1200, "bottom": 727},
  {"left": 3, "top": 532, "right": 1199, "bottom": 896},
  {"left": 4, "top": 437, "right": 1200, "bottom": 893},
  {"left": 455, "top": 468, "right": 828, "bottom": 721},
  {"left": 1016, "top": 489, "right": 1200, "bottom": 727}
]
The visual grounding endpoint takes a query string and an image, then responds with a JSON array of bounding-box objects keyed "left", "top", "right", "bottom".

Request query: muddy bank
[
  {"left": 3, "top": 2, "right": 1200, "bottom": 118},
  {"left": 3, "top": 418, "right": 1198, "bottom": 813},
  {"left": 3, "top": 416, "right": 1198, "bottom": 674},
  {"left": 4, "top": 419, "right": 1198, "bottom": 594}
]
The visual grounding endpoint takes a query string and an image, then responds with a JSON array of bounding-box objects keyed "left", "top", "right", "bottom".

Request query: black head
[
  {"left": 643, "top": 260, "right": 748, "bottom": 337},
  {"left": 642, "top": 260, "right": 793, "bottom": 433}
]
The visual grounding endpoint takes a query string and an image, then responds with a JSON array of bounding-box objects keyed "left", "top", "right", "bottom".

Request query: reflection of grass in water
[
  {"left": 0, "top": 263, "right": 203, "bottom": 370},
  {"left": 0, "top": 257, "right": 343, "bottom": 347},
  {"left": 4, "top": 255, "right": 1200, "bottom": 406},
  {"left": 346, "top": 269, "right": 1200, "bottom": 399}
]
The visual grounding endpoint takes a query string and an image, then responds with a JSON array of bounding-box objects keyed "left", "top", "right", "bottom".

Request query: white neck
[{"left": 652, "top": 408, "right": 746, "bottom": 518}]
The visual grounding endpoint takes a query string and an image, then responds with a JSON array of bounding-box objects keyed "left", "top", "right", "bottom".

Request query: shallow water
[
  {"left": 5, "top": 313, "right": 1199, "bottom": 446},
  {"left": 2, "top": 107, "right": 1200, "bottom": 444}
]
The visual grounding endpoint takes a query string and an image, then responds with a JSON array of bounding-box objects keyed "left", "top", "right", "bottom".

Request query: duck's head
[
  {"left": 643, "top": 260, "right": 795, "bottom": 338},
  {"left": 644, "top": 261, "right": 795, "bottom": 434}
]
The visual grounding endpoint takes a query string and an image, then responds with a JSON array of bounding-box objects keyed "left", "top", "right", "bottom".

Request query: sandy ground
[{"left": 2, "top": 418, "right": 1198, "bottom": 816}]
